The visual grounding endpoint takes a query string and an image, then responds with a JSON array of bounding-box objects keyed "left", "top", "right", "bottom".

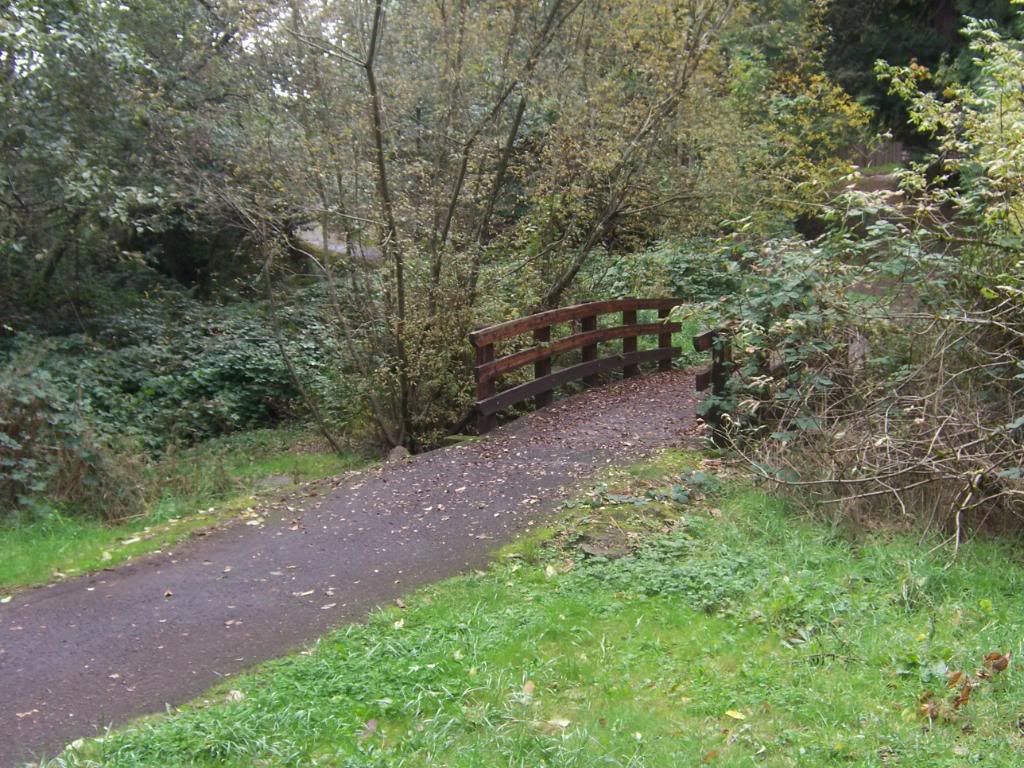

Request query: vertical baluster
[
  {"left": 534, "top": 325, "right": 553, "bottom": 408},
  {"left": 581, "top": 314, "right": 598, "bottom": 385},
  {"left": 622, "top": 308, "right": 638, "bottom": 377},
  {"left": 475, "top": 343, "right": 497, "bottom": 433},
  {"left": 658, "top": 306, "right": 673, "bottom": 371}
]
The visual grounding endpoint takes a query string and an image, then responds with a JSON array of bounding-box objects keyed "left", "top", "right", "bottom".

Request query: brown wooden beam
[
  {"left": 476, "top": 322, "right": 681, "bottom": 384},
  {"left": 622, "top": 309, "right": 638, "bottom": 378},
  {"left": 695, "top": 365, "right": 713, "bottom": 392},
  {"left": 533, "top": 325, "right": 552, "bottom": 408},
  {"left": 476, "top": 347, "right": 679, "bottom": 415},
  {"left": 475, "top": 343, "right": 498, "bottom": 433},
  {"left": 581, "top": 314, "right": 598, "bottom": 386},
  {"left": 693, "top": 329, "right": 717, "bottom": 353},
  {"left": 658, "top": 306, "right": 674, "bottom": 372},
  {"left": 470, "top": 298, "right": 679, "bottom": 347}
]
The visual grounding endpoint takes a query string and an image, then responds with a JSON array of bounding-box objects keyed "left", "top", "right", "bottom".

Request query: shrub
[
  {"left": 705, "top": 194, "right": 1022, "bottom": 534},
  {"left": 699, "top": 16, "right": 1024, "bottom": 536},
  {"left": 0, "top": 282, "right": 366, "bottom": 516},
  {"left": 0, "top": 362, "right": 146, "bottom": 520}
]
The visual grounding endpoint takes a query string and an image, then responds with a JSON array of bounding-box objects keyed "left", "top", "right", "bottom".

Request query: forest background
[{"left": 1, "top": 0, "right": 1021, "bottom": 536}]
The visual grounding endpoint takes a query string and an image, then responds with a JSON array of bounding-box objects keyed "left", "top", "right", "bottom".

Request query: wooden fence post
[
  {"left": 709, "top": 333, "right": 732, "bottom": 446},
  {"left": 657, "top": 306, "right": 673, "bottom": 372},
  {"left": 475, "top": 343, "right": 497, "bottom": 433},
  {"left": 622, "top": 309, "right": 638, "bottom": 377},
  {"left": 692, "top": 328, "right": 731, "bottom": 445},
  {"left": 581, "top": 314, "right": 598, "bottom": 385},
  {"left": 533, "top": 325, "right": 553, "bottom": 408}
]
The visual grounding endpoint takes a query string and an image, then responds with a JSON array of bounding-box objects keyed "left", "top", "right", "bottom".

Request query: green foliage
[
  {"left": 5, "top": 301, "right": 295, "bottom": 451},
  {"left": 583, "top": 528, "right": 763, "bottom": 613},
  {"left": 0, "top": 358, "right": 149, "bottom": 519},
  {"left": 0, "top": 279, "right": 371, "bottom": 516},
  {"left": 576, "top": 240, "right": 744, "bottom": 304},
  {"left": 702, "top": 12, "right": 1024, "bottom": 527},
  {"left": 825, "top": 0, "right": 1021, "bottom": 136}
]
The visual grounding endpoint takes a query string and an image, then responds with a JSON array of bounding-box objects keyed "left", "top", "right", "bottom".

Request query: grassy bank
[
  {"left": 0, "top": 428, "right": 365, "bottom": 592},
  {"left": 45, "top": 450, "right": 1024, "bottom": 767}
]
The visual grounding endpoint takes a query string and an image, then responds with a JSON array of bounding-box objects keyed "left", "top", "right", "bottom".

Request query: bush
[
  {"left": 699, "top": 17, "right": 1024, "bottom": 536},
  {"left": 576, "top": 239, "right": 744, "bottom": 303},
  {"left": 0, "top": 282, "right": 366, "bottom": 517},
  {"left": 706, "top": 194, "right": 1023, "bottom": 534},
  {"left": 0, "top": 363, "right": 146, "bottom": 519}
]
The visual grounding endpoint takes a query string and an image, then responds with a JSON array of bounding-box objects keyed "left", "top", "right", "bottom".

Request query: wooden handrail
[
  {"left": 477, "top": 323, "right": 672, "bottom": 384},
  {"left": 470, "top": 298, "right": 681, "bottom": 432},
  {"left": 693, "top": 328, "right": 732, "bottom": 444},
  {"left": 469, "top": 298, "right": 679, "bottom": 347}
]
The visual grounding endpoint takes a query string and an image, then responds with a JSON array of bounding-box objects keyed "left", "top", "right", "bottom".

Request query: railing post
[
  {"left": 709, "top": 332, "right": 732, "bottom": 447},
  {"left": 622, "top": 308, "right": 638, "bottom": 377},
  {"left": 581, "top": 314, "right": 598, "bottom": 386},
  {"left": 693, "top": 328, "right": 731, "bottom": 446},
  {"left": 475, "top": 343, "right": 497, "bottom": 433},
  {"left": 712, "top": 334, "right": 732, "bottom": 400},
  {"left": 657, "top": 306, "right": 673, "bottom": 372},
  {"left": 533, "top": 325, "right": 553, "bottom": 408}
]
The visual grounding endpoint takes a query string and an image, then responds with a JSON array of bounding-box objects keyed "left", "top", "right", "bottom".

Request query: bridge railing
[
  {"left": 692, "top": 328, "right": 732, "bottom": 441},
  {"left": 469, "top": 298, "right": 681, "bottom": 433}
]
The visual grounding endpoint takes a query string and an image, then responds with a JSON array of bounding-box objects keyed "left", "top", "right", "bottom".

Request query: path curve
[{"left": 0, "top": 371, "right": 697, "bottom": 766}]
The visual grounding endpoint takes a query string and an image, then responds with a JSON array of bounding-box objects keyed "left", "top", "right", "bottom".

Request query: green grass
[
  {"left": 44, "top": 450, "right": 1024, "bottom": 767},
  {"left": 0, "top": 428, "right": 365, "bottom": 592}
]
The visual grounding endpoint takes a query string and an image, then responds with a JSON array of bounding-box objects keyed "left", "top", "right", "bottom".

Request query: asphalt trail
[{"left": 0, "top": 371, "right": 697, "bottom": 766}]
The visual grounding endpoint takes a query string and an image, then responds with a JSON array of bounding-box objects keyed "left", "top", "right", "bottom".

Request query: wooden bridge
[{"left": 469, "top": 298, "right": 731, "bottom": 433}]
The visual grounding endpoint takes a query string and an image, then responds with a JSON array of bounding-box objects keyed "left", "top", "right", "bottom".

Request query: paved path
[{"left": 0, "top": 371, "right": 697, "bottom": 766}]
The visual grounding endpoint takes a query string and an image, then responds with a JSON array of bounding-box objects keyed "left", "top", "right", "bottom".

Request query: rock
[
  {"left": 578, "top": 530, "right": 631, "bottom": 560},
  {"left": 388, "top": 445, "right": 411, "bottom": 462},
  {"left": 441, "top": 434, "right": 478, "bottom": 447},
  {"left": 254, "top": 474, "right": 294, "bottom": 490}
]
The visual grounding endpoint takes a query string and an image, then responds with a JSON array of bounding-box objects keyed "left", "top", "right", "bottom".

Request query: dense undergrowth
[
  {"left": 42, "top": 450, "right": 1024, "bottom": 767},
  {"left": 700, "top": 18, "right": 1024, "bottom": 535},
  {"left": 0, "top": 272, "right": 372, "bottom": 520}
]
